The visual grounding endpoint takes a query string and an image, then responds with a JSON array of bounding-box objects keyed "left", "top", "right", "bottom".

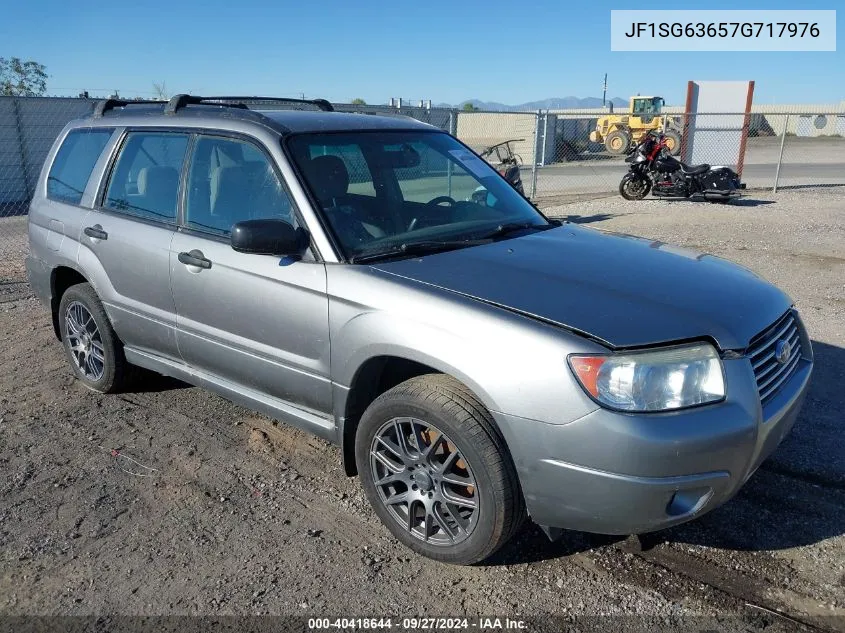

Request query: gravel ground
[
  {"left": 0, "top": 216, "right": 26, "bottom": 282},
  {"left": 1, "top": 188, "right": 844, "bottom": 631}
]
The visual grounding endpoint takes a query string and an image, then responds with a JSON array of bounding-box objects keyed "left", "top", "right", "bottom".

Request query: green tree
[
  {"left": 462, "top": 102, "right": 479, "bottom": 112},
  {"left": 0, "top": 57, "right": 47, "bottom": 96},
  {"left": 350, "top": 98, "right": 367, "bottom": 105}
]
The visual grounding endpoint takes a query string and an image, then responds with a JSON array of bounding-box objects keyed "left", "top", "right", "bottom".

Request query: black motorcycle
[{"left": 619, "top": 132, "right": 745, "bottom": 202}]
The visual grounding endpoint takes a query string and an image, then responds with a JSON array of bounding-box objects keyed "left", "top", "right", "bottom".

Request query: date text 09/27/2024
[{"left": 307, "top": 618, "right": 527, "bottom": 630}]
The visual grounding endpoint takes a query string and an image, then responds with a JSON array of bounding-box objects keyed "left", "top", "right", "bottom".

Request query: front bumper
[{"left": 493, "top": 355, "right": 812, "bottom": 535}]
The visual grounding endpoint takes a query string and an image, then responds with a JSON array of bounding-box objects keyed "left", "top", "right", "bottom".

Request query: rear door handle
[
  {"left": 84, "top": 225, "right": 108, "bottom": 240},
  {"left": 178, "top": 249, "right": 212, "bottom": 270}
]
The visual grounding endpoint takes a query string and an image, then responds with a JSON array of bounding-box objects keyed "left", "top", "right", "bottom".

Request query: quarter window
[
  {"left": 185, "top": 135, "right": 296, "bottom": 236},
  {"left": 47, "top": 128, "right": 114, "bottom": 204},
  {"left": 104, "top": 132, "right": 189, "bottom": 222}
]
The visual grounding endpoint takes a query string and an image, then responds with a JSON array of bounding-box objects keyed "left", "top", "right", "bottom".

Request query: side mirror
[{"left": 230, "top": 219, "right": 308, "bottom": 257}]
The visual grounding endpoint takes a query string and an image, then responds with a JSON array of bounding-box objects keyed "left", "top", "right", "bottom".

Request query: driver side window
[{"left": 185, "top": 135, "right": 296, "bottom": 236}]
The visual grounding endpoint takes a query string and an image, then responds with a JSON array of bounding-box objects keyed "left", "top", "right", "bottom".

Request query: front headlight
[{"left": 568, "top": 343, "right": 725, "bottom": 412}]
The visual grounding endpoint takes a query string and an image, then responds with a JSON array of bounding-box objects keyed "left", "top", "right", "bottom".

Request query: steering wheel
[
  {"left": 407, "top": 196, "right": 457, "bottom": 231},
  {"left": 427, "top": 196, "right": 456, "bottom": 207}
]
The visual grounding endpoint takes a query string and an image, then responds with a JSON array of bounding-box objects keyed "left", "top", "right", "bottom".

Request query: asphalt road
[
  {"left": 527, "top": 161, "right": 845, "bottom": 197},
  {"left": 527, "top": 136, "right": 845, "bottom": 196}
]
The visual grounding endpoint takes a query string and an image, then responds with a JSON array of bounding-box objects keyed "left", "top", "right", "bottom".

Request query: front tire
[
  {"left": 355, "top": 374, "right": 525, "bottom": 565},
  {"left": 605, "top": 129, "right": 631, "bottom": 155},
  {"left": 58, "top": 282, "right": 131, "bottom": 393},
  {"left": 619, "top": 174, "right": 652, "bottom": 200}
]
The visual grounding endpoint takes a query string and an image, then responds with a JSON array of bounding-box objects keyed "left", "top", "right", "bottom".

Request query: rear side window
[
  {"left": 47, "top": 128, "right": 114, "bottom": 204},
  {"left": 104, "top": 132, "right": 189, "bottom": 222}
]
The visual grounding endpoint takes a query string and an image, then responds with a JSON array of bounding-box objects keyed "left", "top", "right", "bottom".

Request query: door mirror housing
[{"left": 230, "top": 219, "right": 308, "bottom": 257}]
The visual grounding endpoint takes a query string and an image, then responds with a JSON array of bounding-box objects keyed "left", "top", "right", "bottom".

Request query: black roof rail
[
  {"left": 93, "top": 98, "right": 166, "bottom": 118},
  {"left": 164, "top": 94, "right": 334, "bottom": 115}
]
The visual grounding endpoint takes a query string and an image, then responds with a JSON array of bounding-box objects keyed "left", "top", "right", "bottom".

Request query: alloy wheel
[
  {"left": 369, "top": 417, "right": 479, "bottom": 546},
  {"left": 64, "top": 301, "right": 105, "bottom": 381}
]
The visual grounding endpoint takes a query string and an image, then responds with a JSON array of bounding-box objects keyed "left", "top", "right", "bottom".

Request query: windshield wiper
[
  {"left": 479, "top": 222, "right": 555, "bottom": 240},
  {"left": 350, "top": 239, "right": 490, "bottom": 264}
]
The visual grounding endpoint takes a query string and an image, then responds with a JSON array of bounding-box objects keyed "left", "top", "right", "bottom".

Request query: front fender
[
  {"left": 327, "top": 269, "right": 603, "bottom": 426},
  {"left": 333, "top": 310, "right": 504, "bottom": 414}
]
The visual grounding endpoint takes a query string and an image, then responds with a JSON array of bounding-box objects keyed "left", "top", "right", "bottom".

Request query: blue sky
[{"left": 2, "top": 0, "right": 842, "bottom": 106}]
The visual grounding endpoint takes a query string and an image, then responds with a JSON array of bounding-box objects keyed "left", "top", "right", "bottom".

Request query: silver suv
[{"left": 26, "top": 95, "right": 813, "bottom": 565}]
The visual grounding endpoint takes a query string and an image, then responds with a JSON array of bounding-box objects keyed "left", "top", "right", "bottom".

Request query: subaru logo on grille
[{"left": 774, "top": 339, "right": 792, "bottom": 365}]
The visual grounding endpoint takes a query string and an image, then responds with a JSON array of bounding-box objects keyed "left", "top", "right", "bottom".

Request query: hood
[{"left": 370, "top": 225, "right": 791, "bottom": 350}]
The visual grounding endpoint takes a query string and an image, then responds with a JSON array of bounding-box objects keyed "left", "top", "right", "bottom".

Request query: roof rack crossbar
[
  {"left": 164, "top": 94, "right": 334, "bottom": 115},
  {"left": 164, "top": 94, "right": 204, "bottom": 114},
  {"left": 93, "top": 98, "right": 166, "bottom": 118}
]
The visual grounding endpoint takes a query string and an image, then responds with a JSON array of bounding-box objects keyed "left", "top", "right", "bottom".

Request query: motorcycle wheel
[{"left": 619, "top": 174, "right": 651, "bottom": 200}]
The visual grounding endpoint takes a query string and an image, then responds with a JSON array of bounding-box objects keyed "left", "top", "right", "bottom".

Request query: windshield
[
  {"left": 633, "top": 98, "right": 663, "bottom": 115},
  {"left": 286, "top": 130, "right": 547, "bottom": 261}
]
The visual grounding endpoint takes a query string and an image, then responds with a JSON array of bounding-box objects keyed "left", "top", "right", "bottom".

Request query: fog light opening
[{"left": 666, "top": 487, "right": 714, "bottom": 518}]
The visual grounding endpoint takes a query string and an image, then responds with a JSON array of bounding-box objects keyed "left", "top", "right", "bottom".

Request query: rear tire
[
  {"left": 619, "top": 174, "right": 651, "bottom": 200},
  {"left": 355, "top": 374, "right": 525, "bottom": 565},
  {"left": 605, "top": 129, "right": 631, "bottom": 155},
  {"left": 58, "top": 283, "right": 131, "bottom": 394}
]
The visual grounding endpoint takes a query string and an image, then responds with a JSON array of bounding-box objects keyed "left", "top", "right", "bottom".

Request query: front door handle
[
  {"left": 178, "top": 249, "right": 212, "bottom": 270},
  {"left": 84, "top": 225, "right": 108, "bottom": 240}
]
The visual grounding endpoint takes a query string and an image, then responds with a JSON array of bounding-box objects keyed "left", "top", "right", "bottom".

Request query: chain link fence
[
  {"left": 521, "top": 109, "right": 845, "bottom": 204},
  {"left": 2, "top": 96, "right": 844, "bottom": 283},
  {"left": 1, "top": 98, "right": 99, "bottom": 284}
]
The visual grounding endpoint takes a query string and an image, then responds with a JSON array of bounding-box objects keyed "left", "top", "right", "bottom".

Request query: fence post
[
  {"left": 530, "top": 110, "right": 540, "bottom": 199},
  {"left": 773, "top": 113, "right": 789, "bottom": 193},
  {"left": 540, "top": 111, "right": 549, "bottom": 165},
  {"left": 447, "top": 110, "right": 456, "bottom": 196},
  {"left": 11, "top": 98, "right": 33, "bottom": 200}
]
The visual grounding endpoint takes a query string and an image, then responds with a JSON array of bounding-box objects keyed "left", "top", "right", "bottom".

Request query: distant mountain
[{"left": 433, "top": 97, "right": 628, "bottom": 111}]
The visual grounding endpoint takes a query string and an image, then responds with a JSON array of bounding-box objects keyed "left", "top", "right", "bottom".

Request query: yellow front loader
[{"left": 590, "top": 96, "right": 682, "bottom": 156}]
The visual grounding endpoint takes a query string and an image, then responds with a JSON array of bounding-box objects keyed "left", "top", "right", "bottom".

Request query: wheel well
[
  {"left": 50, "top": 267, "right": 87, "bottom": 340},
  {"left": 341, "top": 357, "right": 441, "bottom": 476}
]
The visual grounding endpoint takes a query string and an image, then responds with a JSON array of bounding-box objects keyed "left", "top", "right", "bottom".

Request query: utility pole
[{"left": 602, "top": 73, "right": 607, "bottom": 107}]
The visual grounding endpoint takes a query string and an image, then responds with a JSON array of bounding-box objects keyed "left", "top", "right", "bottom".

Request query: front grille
[{"left": 746, "top": 310, "right": 803, "bottom": 405}]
